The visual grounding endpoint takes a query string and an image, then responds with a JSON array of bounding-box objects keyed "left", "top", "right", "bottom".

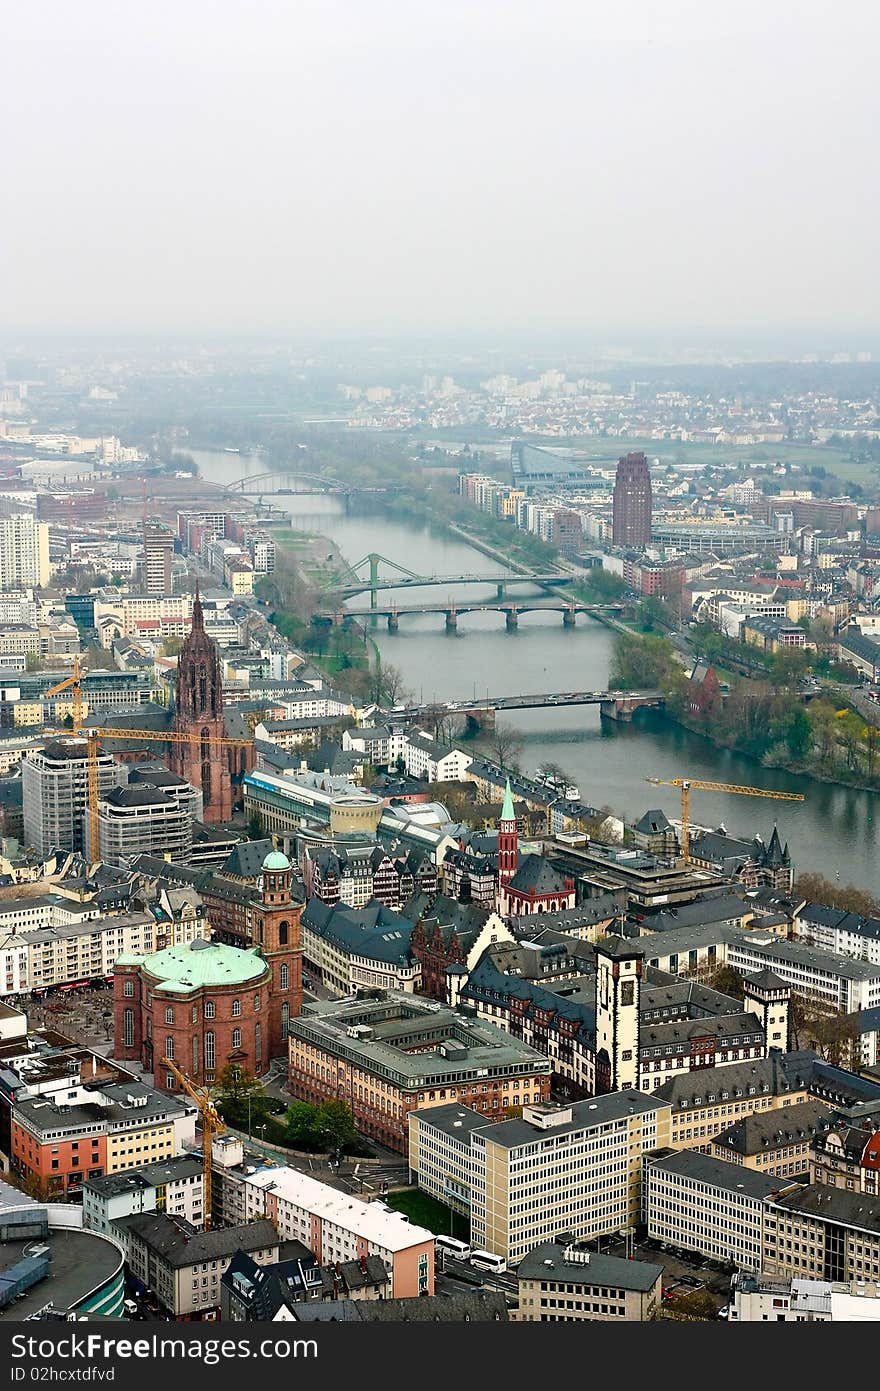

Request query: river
[{"left": 194, "top": 448, "right": 880, "bottom": 888}]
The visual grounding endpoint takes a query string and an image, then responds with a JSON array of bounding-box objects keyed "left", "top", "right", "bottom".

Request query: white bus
[
  {"left": 470, "top": 1250, "right": 506, "bottom": 1274},
  {"left": 435, "top": 1235, "right": 471, "bottom": 1262}
]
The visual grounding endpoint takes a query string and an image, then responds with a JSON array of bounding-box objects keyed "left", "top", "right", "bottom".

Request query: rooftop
[
  {"left": 517, "top": 1241, "right": 663, "bottom": 1291},
  {"left": 648, "top": 1148, "right": 796, "bottom": 1200},
  {"left": 118, "top": 938, "right": 269, "bottom": 994},
  {"left": 245, "top": 1168, "right": 434, "bottom": 1252},
  {"left": 0, "top": 1226, "right": 123, "bottom": 1321}
]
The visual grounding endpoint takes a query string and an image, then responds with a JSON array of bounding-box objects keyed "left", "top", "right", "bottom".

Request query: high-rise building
[
  {"left": 143, "top": 521, "right": 174, "bottom": 595},
  {"left": 612, "top": 451, "right": 652, "bottom": 548},
  {"left": 21, "top": 737, "right": 127, "bottom": 857},
  {"left": 86, "top": 780, "right": 199, "bottom": 867},
  {"left": 0, "top": 514, "right": 50, "bottom": 588}
]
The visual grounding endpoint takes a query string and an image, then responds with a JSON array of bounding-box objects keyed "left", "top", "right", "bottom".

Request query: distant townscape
[{"left": 2, "top": 343, "right": 880, "bottom": 1327}]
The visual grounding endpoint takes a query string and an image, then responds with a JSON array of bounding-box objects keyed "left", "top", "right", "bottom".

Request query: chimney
[{"left": 360, "top": 1255, "right": 367, "bottom": 1275}]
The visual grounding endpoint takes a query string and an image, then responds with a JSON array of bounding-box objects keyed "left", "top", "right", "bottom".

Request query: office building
[
  {"left": 288, "top": 992, "right": 551, "bottom": 1153},
  {"left": 643, "top": 1148, "right": 790, "bottom": 1267},
  {"left": 409, "top": 1092, "right": 670, "bottom": 1265},
  {"left": 0, "top": 515, "right": 50, "bottom": 589},
  {"left": 514, "top": 1240, "right": 663, "bottom": 1322},
  {"left": 87, "top": 783, "right": 196, "bottom": 867},
  {"left": 612, "top": 451, "right": 652, "bottom": 548},
  {"left": 142, "top": 521, "right": 175, "bottom": 595},
  {"left": 10, "top": 1081, "right": 195, "bottom": 1199},
  {"left": 21, "top": 738, "right": 127, "bottom": 857}
]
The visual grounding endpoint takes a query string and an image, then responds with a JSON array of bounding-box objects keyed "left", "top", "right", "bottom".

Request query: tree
[
  {"left": 284, "top": 1100, "right": 321, "bottom": 1149},
  {"left": 486, "top": 721, "right": 524, "bottom": 771},
  {"left": 372, "top": 659, "right": 411, "bottom": 708},
  {"left": 793, "top": 872, "right": 879, "bottom": 918},
  {"left": 217, "top": 1062, "right": 260, "bottom": 1099},
  {"left": 315, "top": 1099, "right": 359, "bottom": 1152},
  {"left": 662, "top": 1288, "right": 720, "bottom": 1321},
  {"left": 705, "top": 964, "right": 745, "bottom": 1000}
]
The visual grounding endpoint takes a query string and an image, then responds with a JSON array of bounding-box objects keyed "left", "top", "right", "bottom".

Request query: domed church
[{"left": 114, "top": 848, "right": 302, "bottom": 1090}]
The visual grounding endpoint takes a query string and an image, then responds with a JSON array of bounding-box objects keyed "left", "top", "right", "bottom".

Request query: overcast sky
[{"left": 4, "top": 0, "right": 879, "bottom": 343}]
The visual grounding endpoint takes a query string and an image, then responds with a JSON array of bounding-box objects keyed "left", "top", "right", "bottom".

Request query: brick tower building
[
  {"left": 250, "top": 847, "right": 303, "bottom": 1055},
  {"left": 612, "top": 450, "right": 653, "bottom": 548},
  {"left": 497, "top": 778, "right": 519, "bottom": 887},
  {"left": 169, "top": 587, "right": 233, "bottom": 822}
]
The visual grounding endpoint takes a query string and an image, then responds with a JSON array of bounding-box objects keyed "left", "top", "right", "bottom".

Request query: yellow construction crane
[
  {"left": 160, "top": 1056, "right": 226, "bottom": 1231},
  {"left": 44, "top": 715, "right": 253, "bottom": 862},
  {"left": 45, "top": 657, "right": 102, "bottom": 857},
  {"left": 645, "top": 776, "right": 805, "bottom": 863}
]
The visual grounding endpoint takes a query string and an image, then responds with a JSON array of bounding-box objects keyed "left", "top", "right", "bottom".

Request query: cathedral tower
[{"left": 170, "top": 587, "right": 232, "bottom": 822}]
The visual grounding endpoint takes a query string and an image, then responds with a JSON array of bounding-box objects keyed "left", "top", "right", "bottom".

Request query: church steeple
[{"left": 498, "top": 778, "right": 518, "bottom": 885}]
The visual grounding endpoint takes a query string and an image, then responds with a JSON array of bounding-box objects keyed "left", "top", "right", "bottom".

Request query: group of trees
[
  {"left": 214, "top": 1066, "right": 367, "bottom": 1155},
  {"left": 614, "top": 626, "right": 880, "bottom": 785}
]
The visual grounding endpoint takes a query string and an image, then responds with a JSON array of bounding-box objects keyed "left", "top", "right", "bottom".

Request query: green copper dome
[
  {"left": 127, "top": 939, "right": 268, "bottom": 994},
  {"left": 262, "top": 848, "right": 291, "bottom": 871}
]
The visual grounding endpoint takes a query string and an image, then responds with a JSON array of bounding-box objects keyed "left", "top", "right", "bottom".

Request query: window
[
  {"left": 255, "top": 1022, "right": 262, "bottom": 1063},
  {"left": 164, "top": 1036, "right": 175, "bottom": 1060},
  {"left": 204, "top": 1001, "right": 215, "bottom": 1019},
  {"left": 232, "top": 1000, "right": 241, "bottom": 1017},
  {"left": 281, "top": 1003, "right": 289, "bottom": 1039},
  {"left": 165, "top": 1006, "right": 174, "bottom": 1024},
  {"left": 232, "top": 1028, "right": 241, "bottom": 1049},
  {"left": 254, "top": 994, "right": 261, "bottom": 1011},
  {"left": 280, "top": 964, "right": 289, "bottom": 990},
  {"left": 192, "top": 1035, "right": 199, "bottom": 1072},
  {"left": 123, "top": 1008, "right": 134, "bottom": 1047},
  {"left": 279, "top": 921, "right": 288, "bottom": 946},
  {"left": 205, "top": 1032, "right": 215, "bottom": 1071},
  {"left": 124, "top": 980, "right": 134, "bottom": 998}
]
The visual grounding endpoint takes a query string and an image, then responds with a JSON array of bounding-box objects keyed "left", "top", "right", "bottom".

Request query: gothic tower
[
  {"left": 595, "top": 937, "right": 643, "bottom": 1093},
  {"left": 170, "top": 587, "right": 233, "bottom": 822},
  {"left": 251, "top": 847, "right": 303, "bottom": 1060},
  {"left": 497, "top": 778, "right": 519, "bottom": 885}
]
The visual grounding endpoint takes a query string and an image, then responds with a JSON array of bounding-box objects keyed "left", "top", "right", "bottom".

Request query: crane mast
[
  {"left": 646, "top": 776, "right": 805, "bottom": 863},
  {"left": 160, "top": 1056, "right": 225, "bottom": 1231}
]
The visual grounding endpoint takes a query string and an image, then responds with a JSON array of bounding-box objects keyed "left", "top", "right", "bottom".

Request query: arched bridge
[
  {"left": 339, "top": 599, "right": 623, "bottom": 629},
  {"left": 224, "top": 471, "right": 349, "bottom": 494}
]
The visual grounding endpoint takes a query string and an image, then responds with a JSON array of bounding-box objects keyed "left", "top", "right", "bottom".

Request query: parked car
[{"left": 717, "top": 1305, "right": 730, "bottom": 1320}]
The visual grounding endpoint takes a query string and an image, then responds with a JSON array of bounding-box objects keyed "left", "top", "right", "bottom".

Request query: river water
[{"left": 194, "top": 449, "right": 880, "bottom": 888}]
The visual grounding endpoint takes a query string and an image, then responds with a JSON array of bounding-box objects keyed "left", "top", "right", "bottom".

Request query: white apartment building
[
  {"left": 0, "top": 935, "right": 30, "bottom": 994},
  {"left": 86, "top": 785, "right": 196, "bottom": 867},
  {"left": 795, "top": 905, "right": 880, "bottom": 968},
  {"left": 83, "top": 1157, "right": 205, "bottom": 1234},
  {"left": 0, "top": 515, "right": 50, "bottom": 589},
  {"left": 729, "top": 1271, "right": 880, "bottom": 1321},
  {"left": 403, "top": 732, "right": 473, "bottom": 783},
  {"left": 235, "top": 1165, "right": 435, "bottom": 1297},
  {"left": 410, "top": 1093, "right": 671, "bottom": 1266}
]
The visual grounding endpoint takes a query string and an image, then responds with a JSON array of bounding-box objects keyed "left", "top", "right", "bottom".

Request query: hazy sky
[{"left": 4, "top": 0, "right": 879, "bottom": 341}]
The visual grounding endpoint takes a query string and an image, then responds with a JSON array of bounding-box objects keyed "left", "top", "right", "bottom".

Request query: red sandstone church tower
[
  {"left": 497, "top": 778, "right": 519, "bottom": 886},
  {"left": 251, "top": 847, "right": 303, "bottom": 1056},
  {"left": 169, "top": 588, "right": 233, "bottom": 822}
]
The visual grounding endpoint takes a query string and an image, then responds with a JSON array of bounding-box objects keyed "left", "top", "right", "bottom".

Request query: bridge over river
[
  {"left": 396, "top": 687, "right": 665, "bottom": 726},
  {"left": 338, "top": 599, "right": 624, "bottom": 629}
]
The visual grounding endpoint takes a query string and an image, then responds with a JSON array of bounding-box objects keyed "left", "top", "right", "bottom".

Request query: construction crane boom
[
  {"left": 44, "top": 721, "right": 255, "bottom": 863},
  {"left": 646, "top": 775, "right": 805, "bottom": 863},
  {"left": 159, "top": 1057, "right": 225, "bottom": 1231}
]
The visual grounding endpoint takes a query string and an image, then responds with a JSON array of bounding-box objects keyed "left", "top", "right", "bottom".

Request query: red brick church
[{"left": 169, "top": 587, "right": 252, "bottom": 822}]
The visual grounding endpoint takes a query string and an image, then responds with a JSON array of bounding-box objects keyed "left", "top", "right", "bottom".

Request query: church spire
[
  {"left": 501, "top": 777, "right": 516, "bottom": 824},
  {"left": 191, "top": 580, "right": 204, "bottom": 630}
]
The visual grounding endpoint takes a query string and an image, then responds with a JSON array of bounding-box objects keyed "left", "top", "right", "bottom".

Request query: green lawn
[{"left": 383, "top": 1188, "right": 469, "bottom": 1240}]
